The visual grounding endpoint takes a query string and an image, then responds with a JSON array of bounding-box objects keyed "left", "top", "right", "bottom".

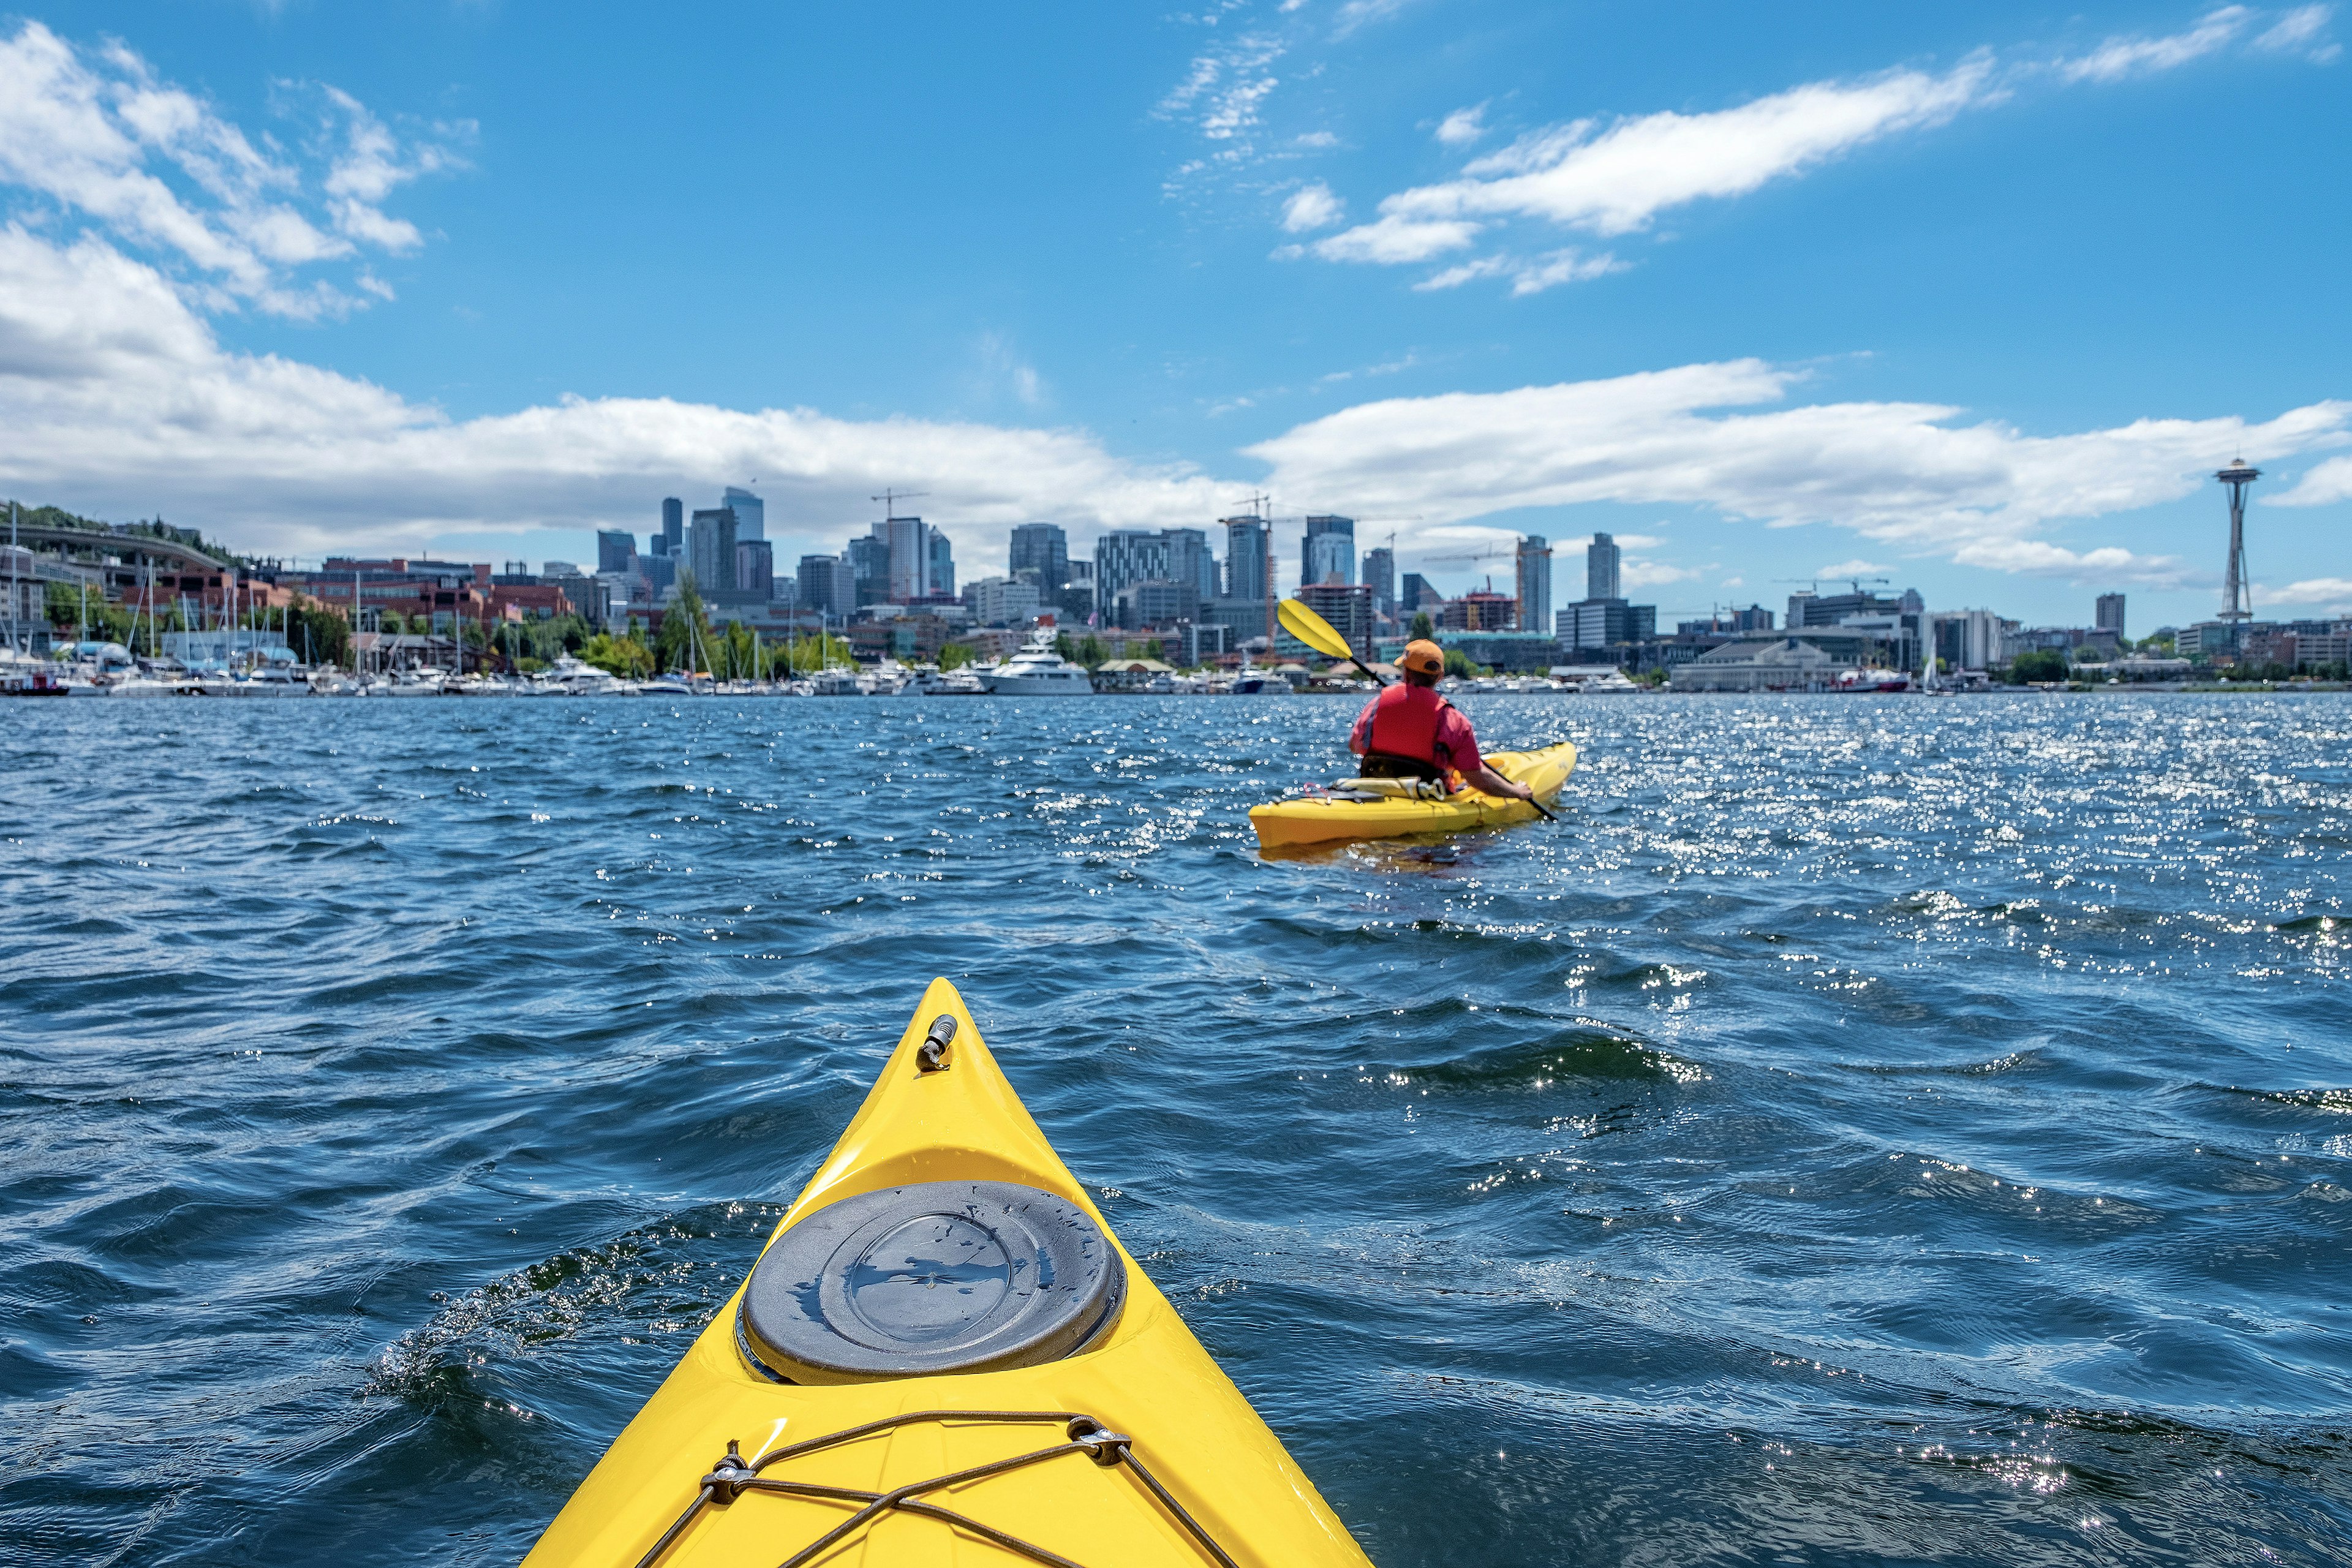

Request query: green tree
[
  {"left": 579, "top": 630, "right": 654, "bottom": 677},
  {"left": 1442, "top": 648, "right": 1487, "bottom": 678},
  {"left": 1409, "top": 610, "right": 1436, "bottom": 640},
  {"left": 2008, "top": 649, "right": 2069, "bottom": 684},
  {"left": 938, "top": 641, "right": 974, "bottom": 671},
  {"left": 654, "top": 571, "right": 714, "bottom": 673}
]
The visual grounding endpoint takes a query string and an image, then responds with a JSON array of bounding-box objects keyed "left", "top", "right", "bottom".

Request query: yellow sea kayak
[
  {"left": 1248, "top": 742, "right": 1577, "bottom": 850},
  {"left": 523, "top": 979, "right": 1373, "bottom": 1568}
]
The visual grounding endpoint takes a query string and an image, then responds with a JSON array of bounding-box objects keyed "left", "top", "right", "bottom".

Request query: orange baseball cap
[{"left": 1401, "top": 638, "right": 1444, "bottom": 675}]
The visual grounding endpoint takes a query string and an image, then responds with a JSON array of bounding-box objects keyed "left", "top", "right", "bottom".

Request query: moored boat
[{"left": 522, "top": 979, "right": 1371, "bottom": 1568}]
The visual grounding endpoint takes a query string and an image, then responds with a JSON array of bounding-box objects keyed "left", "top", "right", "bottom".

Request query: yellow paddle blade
[{"left": 1278, "top": 597, "right": 1354, "bottom": 661}]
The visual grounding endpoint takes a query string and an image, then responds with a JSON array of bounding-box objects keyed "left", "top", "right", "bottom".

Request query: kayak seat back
[{"left": 736, "top": 1178, "right": 1127, "bottom": 1385}]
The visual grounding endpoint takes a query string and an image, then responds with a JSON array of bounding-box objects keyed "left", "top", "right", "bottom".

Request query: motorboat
[
  {"left": 979, "top": 628, "right": 1095, "bottom": 695},
  {"left": 917, "top": 667, "right": 987, "bottom": 695}
]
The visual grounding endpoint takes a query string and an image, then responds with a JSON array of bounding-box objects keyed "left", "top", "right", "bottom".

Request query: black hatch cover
[{"left": 736, "top": 1180, "right": 1127, "bottom": 1383}]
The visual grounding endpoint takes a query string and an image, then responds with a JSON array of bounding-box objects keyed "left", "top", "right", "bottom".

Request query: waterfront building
[
  {"left": 1560, "top": 598, "right": 1656, "bottom": 653},
  {"left": 1586, "top": 533, "right": 1620, "bottom": 601},
  {"left": 1931, "top": 609, "right": 2007, "bottom": 672},
  {"left": 1362, "top": 546, "right": 1395, "bottom": 624},
  {"left": 1514, "top": 536, "right": 1551, "bottom": 635},
  {"left": 723, "top": 486, "right": 764, "bottom": 541},
  {"left": 1439, "top": 630, "right": 1557, "bottom": 673},
  {"left": 1223, "top": 517, "right": 1268, "bottom": 603},
  {"left": 1302, "top": 515, "right": 1354, "bottom": 587},
  {"left": 1008, "top": 524, "right": 1069, "bottom": 612},
  {"left": 1678, "top": 606, "right": 1774, "bottom": 635},
  {"left": 2096, "top": 592, "right": 2127, "bottom": 639},
  {"left": 1670, "top": 636, "right": 1839, "bottom": 692}
]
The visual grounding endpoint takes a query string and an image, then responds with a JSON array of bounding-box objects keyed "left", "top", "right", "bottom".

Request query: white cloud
[
  {"left": 0, "top": 22, "right": 453, "bottom": 319},
  {"left": 1304, "top": 211, "right": 1479, "bottom": 263},
  {"left": 2060, "top": 7, "right": 2250, "bottom": 81},
  {"left": 2253, "top": 4, "right": 2340, "bottom": 58},
  {"left": 1413, "top": 247, "right": 1622, "bottom": 295},
  {"left": 2267, "top": 576, "right": 2352, "bottom": 609},
  {"left": 1281, "top": 181, "right": 1344, "bottom": 231},
  {"left": 1308, "top": 12, "right": 2336, "bottom": 294},
  {"left": 3, "top": 224, "right": 2342, "bottom": 595},
  {"left": 1242, "top": 359, "right": 2352, "bottom": 585},
  {"left": 2274, "top": 453, "right": 2352, "bottom": 505},
  {"left": 0, "top": 226, "right": 1231, "bottom": 558},
  {"left": 1621, "top": 557, "right": 1700, "bottom": 588},
  {"left": 1817, "top": 558, "right": 1891, "bottom": 579},
  {"left": 1434, "top": 104, "right": 1487, "bottom": 146},
  {"left": 1158, "top": 30, "right": 1286, "bottom": 166},
  {"left": 1313, "top": 53, "right": 1997, "bottom": 268}
]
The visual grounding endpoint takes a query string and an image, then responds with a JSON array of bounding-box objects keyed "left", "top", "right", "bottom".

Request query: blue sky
[{"left": 1, "top": 1, "right": 2346, "bottom": 631}]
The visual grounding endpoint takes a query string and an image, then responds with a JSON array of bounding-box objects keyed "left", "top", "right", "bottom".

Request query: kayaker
[{"left": 1349, "top": 639, "right": 1535, "bottom": 799}]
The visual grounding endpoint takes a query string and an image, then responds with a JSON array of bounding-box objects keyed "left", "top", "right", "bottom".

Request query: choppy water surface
[{"left": 4, "top": 693, "right": 2350, "bottom": 1567}]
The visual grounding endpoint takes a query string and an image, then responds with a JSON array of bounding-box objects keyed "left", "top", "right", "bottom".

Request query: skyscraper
[
  {"left": 597, "top": 529, "right": 638, "bottom": 575},
  {"left": 927, "top": 526, "right": 955, "bottom": 600},
  {"left": 736, "top": 539, "right": 774, "bottom": 600},
  {"left": 1095, "top": 530, "right": 1170, "bottom": 614},
  {"left": 1362, "top": 546, "right": 1395, "bottom": 622},
  {"left": 799, "top": 554, "right": 856, "bottom": 617},
  {"left": 848, "top": 533, "right": 891, "bottom": 606},
  {"left": 1163, "top": 528, "right": 1218, "bottom": 601},
  {"left": 659, "top": 498, "right": 684, "bottom": 558},
  {"left": 1222, "top": 516, "right": 1268, "bottom": 602},
  {"left": 722, "top": 486, "right": 764, "bottom": 541},
  {"left": 1008, "top": 523, "right": 1069, "bottom": 611},
  {"left": 1401, "top": 573, "right": 1438, "bottom": 615},
  {"left": 1514, "top": 535, "right": 1551, "bottom": 634},
  {"left": 1586, "top": 533, "right": 1619, "bottom": 601},
  {"left": 687, "top": 507, "right": 737, "bottom": 594},
  {"left": 885, "top": 516, "right": 929, "bottom": 601},
  {"left": 2095, "top": 593, "right": 2127, "bottom": 638},
  {"left": 1302, "top": 514, "right": 1354, "bottom": 587}
]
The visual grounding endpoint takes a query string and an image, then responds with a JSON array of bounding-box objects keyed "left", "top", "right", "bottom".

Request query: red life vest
[{"left": 1363, "top": 683, "right": 1454, "bottom": 769}]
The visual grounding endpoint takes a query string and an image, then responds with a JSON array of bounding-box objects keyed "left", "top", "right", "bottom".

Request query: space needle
[{"left": 2216, "top": 456, "right": 2260, "bottom": 650}]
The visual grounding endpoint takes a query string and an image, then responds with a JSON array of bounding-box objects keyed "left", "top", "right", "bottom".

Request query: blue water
[{"left": 4, "top": 693, "right": 2349, "bottom": 1566}]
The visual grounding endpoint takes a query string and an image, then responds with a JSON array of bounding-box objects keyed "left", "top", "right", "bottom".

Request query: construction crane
[{"left": 870, "top": 488, "right": 929, "bottom": 518}]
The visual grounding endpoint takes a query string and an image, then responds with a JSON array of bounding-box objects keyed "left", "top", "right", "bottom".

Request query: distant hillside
[{"left": 5, "top": 501, "right": 242, "bottom": 567}]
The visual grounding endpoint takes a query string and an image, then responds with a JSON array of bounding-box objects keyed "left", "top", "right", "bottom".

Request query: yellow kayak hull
[
  {"left": 522, "top": 979, "right": 1373, "bottom": 1568},
  {"left": 1248, "top": 742, "right": 1577, "bottom": 850}
]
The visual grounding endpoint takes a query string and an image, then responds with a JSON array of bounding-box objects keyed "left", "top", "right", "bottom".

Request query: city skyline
[{"left": 0, "top": 6, "right": 2345, "bottom": 632}]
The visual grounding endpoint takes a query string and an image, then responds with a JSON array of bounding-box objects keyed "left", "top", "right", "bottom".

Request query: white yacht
[
  {"left": 918, "top": 668, "right": 987, "bottom": 695},
  {"left": 979, "top": 630, "right": 1095, "bottom": 695}
]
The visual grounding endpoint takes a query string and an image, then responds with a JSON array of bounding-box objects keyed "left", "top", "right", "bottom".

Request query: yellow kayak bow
[
  {"left": 1249, "top": 742, "right": 1577, "bottom": 850},
  {"left": 522, "top": 979, "right": 1373, "bottom": 1568}
]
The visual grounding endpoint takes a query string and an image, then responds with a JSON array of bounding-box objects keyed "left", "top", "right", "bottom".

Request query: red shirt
[{"left": 1350, "top": 684, "right": 1482, "bottom": 777}]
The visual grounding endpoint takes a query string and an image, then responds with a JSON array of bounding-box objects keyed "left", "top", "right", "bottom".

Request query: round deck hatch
[{"left": 737, "top": 1180, "right": 1126, "bottom": 1383}]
